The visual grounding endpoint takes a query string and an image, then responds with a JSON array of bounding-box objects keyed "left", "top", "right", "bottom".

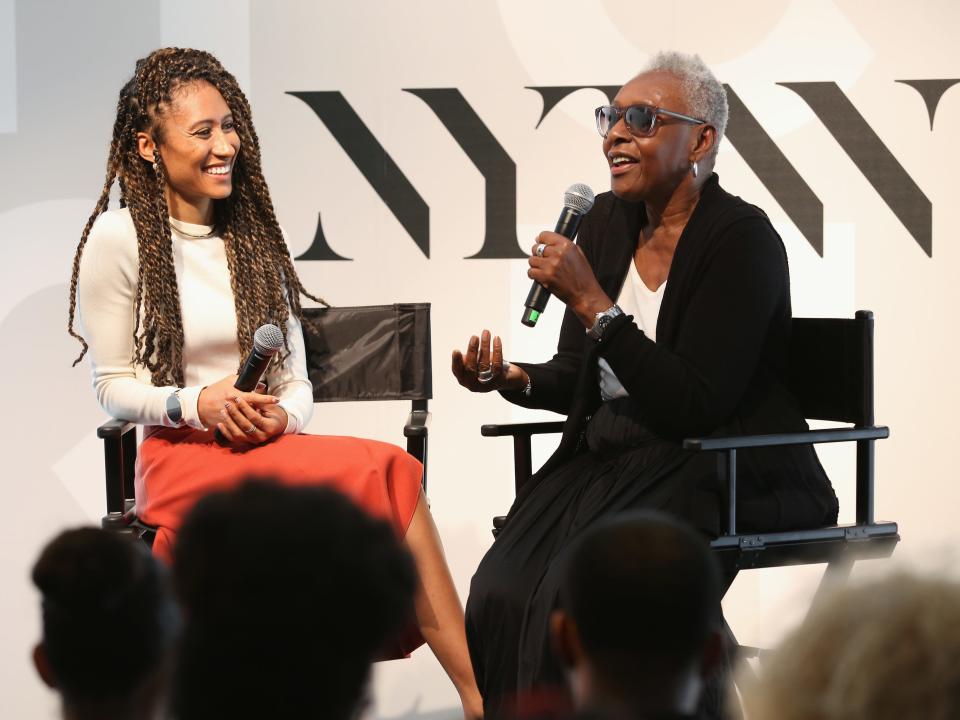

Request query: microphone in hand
[
  {"left": 522, "top": 183, "right": 595, "bottom": 327},
  {"left": 215, "top": 323, "right": 284, "bottom": 444}
]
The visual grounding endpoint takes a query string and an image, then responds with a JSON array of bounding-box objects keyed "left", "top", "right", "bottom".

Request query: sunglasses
[{"left": 595, "top": 104, "right": 706, "bottom": 138}]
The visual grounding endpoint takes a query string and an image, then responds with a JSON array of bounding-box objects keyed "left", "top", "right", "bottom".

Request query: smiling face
[
  {"left": 137, "top": 80, "right": 240, "bottom": 223},
  {"left": 603, "top": 71, "right": 704, "bottom": 204}
]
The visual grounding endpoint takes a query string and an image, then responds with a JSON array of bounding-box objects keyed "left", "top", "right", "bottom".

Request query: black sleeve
[
  {"left": 500, "top": 302, "right": 586, "bottom": 415},
  {"left": 596, "top": 217, "right": 789, "bottom": 437},
  {"left": 498, "top": 202, "right": 608, "bottom": 415}
]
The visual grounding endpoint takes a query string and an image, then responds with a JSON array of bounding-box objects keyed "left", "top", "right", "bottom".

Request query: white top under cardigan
[
  {"left": 77, "top": 208, "right": 314, "bottom": 434},
  {"left": 598, "top": 260, "right": 666, "bottom": 401}
]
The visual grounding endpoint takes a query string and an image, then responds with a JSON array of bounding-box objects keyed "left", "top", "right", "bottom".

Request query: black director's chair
[
  {"left": 99, "top": 303, "right": 433, "bottom": 540},
  {"left": 482, "top": 310, "right": 899, "bottom": 657}
]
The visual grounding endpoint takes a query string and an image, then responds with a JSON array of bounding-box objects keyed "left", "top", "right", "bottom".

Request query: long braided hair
[{"left": 67, "top": 47, "right": 326, "bottom": 387}]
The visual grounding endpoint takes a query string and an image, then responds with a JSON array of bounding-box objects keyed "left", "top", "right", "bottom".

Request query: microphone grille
[
  {"left": 253, "top": 324, "right": 284, "bottom": 355},
  {"left": 564, "top": 183, "right": 595, "bottom": 214}
]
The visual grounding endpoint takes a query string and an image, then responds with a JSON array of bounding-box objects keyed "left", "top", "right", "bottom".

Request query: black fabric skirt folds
[{"left": 465, "top": 398, "right": 837, "bottom": 717}]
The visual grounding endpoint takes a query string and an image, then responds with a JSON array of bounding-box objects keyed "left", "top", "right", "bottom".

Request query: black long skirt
[{"left": 465, "top": 399, "right": 837, "bottom": 718}]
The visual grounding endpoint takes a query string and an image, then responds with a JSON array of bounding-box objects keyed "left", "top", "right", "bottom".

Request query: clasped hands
[{"left": 197, "top": 375, "right": 288, "bottom": 446}]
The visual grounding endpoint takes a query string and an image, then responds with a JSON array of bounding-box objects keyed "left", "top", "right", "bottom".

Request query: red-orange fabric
[{"left": 135, "top": 426, "right": 425, "bottom": 656}]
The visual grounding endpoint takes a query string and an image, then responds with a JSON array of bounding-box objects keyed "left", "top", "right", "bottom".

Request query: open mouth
[
  {"left": 609, "top": 155, "right": 637, "bottom": 174},
  {"left": 203, "top": 163, "right": 232, "bottom": 177}
]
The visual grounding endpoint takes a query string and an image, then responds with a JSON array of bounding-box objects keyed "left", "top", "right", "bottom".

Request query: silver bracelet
[{"left": 503, "top": 361, "right": 532, "bottom": 397}]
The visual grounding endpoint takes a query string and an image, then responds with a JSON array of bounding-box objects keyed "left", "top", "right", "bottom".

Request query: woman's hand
[
  {"left": 529, "top": 232, "right": 614, "bottom": 327},
  {"left": 197, "top": 374, "right": 279, "bottom": 430},
  {"left": 216, "top": 395, "right": 289, "bottom": 447},
  {"left": 452, "top": 330, "right": 528, "bottom": 393}
]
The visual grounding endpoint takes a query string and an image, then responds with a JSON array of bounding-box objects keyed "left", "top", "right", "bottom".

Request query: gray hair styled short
[{"left": 642, "top": 51, "right": 729, "bottom": 148}]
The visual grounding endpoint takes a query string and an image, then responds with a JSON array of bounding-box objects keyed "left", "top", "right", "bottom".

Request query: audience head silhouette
[
  {"left": 551, "top": 511, "right": 723, "bottom": 719},
  {"left": 31, "top": 527, "right": 179, "bottom": 720},
  {"left": 740, "top": 571, "right": 960, "bottom": 720},
  {"left": 171, "top": 478, "right": 417, "bottom": 720}
]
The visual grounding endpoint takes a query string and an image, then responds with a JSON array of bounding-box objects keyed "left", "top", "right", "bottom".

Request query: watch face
[
  {"left": 588, "top": 306, "right": 622, "bottom": 340},
  {"left": 166, "top": 392, "right": 182, "bottom": 422}
]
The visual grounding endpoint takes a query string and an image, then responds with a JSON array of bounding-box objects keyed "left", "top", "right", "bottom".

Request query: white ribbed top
[{"left": 77, "top": 208, "right": 313, "bottom": 433}]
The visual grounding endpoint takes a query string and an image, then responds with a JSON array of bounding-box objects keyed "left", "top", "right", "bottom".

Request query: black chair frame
[
  {"left": 482, "top": 310, "right": 899, "bottom": 657},
  {"left": 99, "top": 304, "right": 433, "bottom": 537}
]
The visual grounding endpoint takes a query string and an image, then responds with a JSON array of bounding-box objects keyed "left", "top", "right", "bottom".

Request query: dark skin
[
  {"left": 452, "top": 70, "right": 719, "bottom": 392},
  {"left": 549, "top": 609, "right": 723, "bottom": 718},
  {"left": 33, "top": 642, "right": 172, "bottom": 720}
]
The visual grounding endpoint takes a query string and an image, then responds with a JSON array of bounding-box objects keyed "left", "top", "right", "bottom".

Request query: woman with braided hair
[{"left": 68, "top": 48, "right": 481, "bottom": 717}]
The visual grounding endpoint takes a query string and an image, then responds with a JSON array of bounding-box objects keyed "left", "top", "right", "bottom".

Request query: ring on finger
[
  {"left": 244, "top": 425, "right": 257, "bottom": 434},
  {"left": 535, "top": 243, "right": 547, "bottom": 257},
  {"left": 477, "top": 364, "right": 494, "bottom": 383}
]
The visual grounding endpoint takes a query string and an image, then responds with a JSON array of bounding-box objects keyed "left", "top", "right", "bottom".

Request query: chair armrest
[
  {"left": 99, "top": 418, "right": 139, "bottom": 519},
  {"left": 683, "top": 426, "right": 889, "bottom": 451},
  {"left": 404, "top": 409, "right": 431, "bottom": 438},
  {"left": 97, "top": 418, "right": 137, "bottom": 440},
  {"left": 481, "top": 421, "right": 565, "bottom": 496},
  {"left": 481, "top": 421, "right": 564, "bottom": 438}
]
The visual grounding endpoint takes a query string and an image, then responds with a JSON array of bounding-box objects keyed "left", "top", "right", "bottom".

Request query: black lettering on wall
[
  {"left": 296, "top": 213, "right": 350, "bottom": 261},
  {"left": 291, "top": 81, "right": 941, "bottom": 262},
  {"left": 527, "top": 86, "right": 620, "bottom": 127},
  {"left": 895, "top": 78, "right": 960, "bottom": 130},
  {"left": 781, "top": 81, "right": 932, "bottom": 256},
  {"left": 528, "top": 85, "right": 826, "bottom": 255},
  {"left": 288, "top": 91, "right": 430, "bottom": 258},
  {"left": 723, "top": 86, "right": 824, "bottom": 256},
  {"left": 405, "top": 88, "right": 525, "bottom": 259}
]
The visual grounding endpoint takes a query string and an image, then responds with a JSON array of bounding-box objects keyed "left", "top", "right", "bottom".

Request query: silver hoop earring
[{"left": 691, "top": 161, "right": 699, "bottom": 179}]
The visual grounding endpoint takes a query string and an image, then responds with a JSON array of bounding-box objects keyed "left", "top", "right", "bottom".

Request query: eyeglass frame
[{"left": 594, "top": 103, "right": 707, "bottom": 138}]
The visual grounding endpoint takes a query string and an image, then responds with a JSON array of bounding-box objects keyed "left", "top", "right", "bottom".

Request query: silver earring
[
  {"left": 691, "top": 161, "right": 699, "bottom": 179},
  {"left": 152, "top": 162, "right": 158, "bottom": 171}
]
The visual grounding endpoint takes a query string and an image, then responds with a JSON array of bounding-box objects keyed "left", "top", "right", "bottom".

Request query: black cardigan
[{"left": 505, "top": 173, "right": 815, "bottom": 493}]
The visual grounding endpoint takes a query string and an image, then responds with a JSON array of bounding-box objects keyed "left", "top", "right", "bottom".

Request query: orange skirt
[{"left": 135, "top": 426, "right": 425, "bottom": 655}]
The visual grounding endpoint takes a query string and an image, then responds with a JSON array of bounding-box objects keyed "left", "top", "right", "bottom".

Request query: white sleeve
[
  {"left": 266, "top": 309, "right": 315, "bottom": 434},
  {"left": 76, "top": 212, "right": 204, "bottom": 427},
  {"left": 267, "top": 227, "right": 316, "bottom": 435}
]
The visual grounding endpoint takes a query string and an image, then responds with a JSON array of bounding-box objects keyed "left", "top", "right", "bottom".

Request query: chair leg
[
  {"left": 700, "top": 618, "right": 742, "bottom": 720},
  {"left": 807, "top": 556, "right": 854, "bottom": 617},
  {"left": 406, "top": 435, "right": 428, "bottom": 492},
  {"left": 512, "top": 434, "right": 533, "bottom": 495}
]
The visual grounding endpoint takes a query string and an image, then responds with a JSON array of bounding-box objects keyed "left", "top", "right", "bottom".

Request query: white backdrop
[{"left": 2, "top": 1, "right": 959, "bottom": 716}]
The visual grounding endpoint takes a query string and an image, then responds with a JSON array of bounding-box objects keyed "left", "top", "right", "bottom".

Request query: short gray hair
[{"left": 641, "top": 51, "right": 729, "bottom": 146}]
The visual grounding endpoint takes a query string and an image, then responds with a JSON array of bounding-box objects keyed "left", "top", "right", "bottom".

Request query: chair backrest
[
  {"left": 785, "top": 310, "right": 874, "bottom": 426},
  {"left": 300, "top": 304, "right": 432, "bottom": 402}
]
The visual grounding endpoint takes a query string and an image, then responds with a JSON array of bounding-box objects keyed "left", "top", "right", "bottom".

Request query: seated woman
[
  {"left": 452, "top": 50, "right": 839, "bottom": 716},
  {"left": 68, "top": 48, "right": 480, "bottom": 717}
]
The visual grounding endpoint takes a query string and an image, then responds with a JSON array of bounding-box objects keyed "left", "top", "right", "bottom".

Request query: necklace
[{"left": 169, "top": 219, "right": 217, "bottom": 239}]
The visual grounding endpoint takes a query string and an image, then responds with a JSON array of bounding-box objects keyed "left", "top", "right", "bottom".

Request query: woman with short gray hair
[{"left": 453, "top": 51, "right": 838, "bottom": 717}]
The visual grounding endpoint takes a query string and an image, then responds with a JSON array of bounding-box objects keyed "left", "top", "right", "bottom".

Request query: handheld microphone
[
  {"left": 521, "top": 183, "right": 595, "bottom": 327},
  {"left": 215, "top": 323, "right": 284, "bottom": 443},
  {"left": 235, "top": 323, "right": 284, "bottom": 391}
]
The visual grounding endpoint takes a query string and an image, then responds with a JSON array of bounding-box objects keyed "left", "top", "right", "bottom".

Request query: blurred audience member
[
  {"left": 171, "top": 478, "right": 418, "bottom": 720},
  {"left": 549, "top": 511, "right": 724, "bottom": 720},
  {"left": 32, "top": 527, "right": 179, "bottom": 720},
  {"left": 740, "top": 571, "right": 960, "bottom": 720}
]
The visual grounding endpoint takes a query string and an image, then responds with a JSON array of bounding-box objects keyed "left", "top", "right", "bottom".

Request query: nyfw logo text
[{"left": 289, "top": 80, "right": 959, "bottom": 260}]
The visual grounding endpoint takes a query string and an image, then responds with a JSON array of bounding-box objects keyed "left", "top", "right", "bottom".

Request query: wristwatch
[
  {"left": 586, "top": 305, "right": 624, "bottom": 341},
  {"left": 165, "top": 389, "right": 184, "bottom": 426}
]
